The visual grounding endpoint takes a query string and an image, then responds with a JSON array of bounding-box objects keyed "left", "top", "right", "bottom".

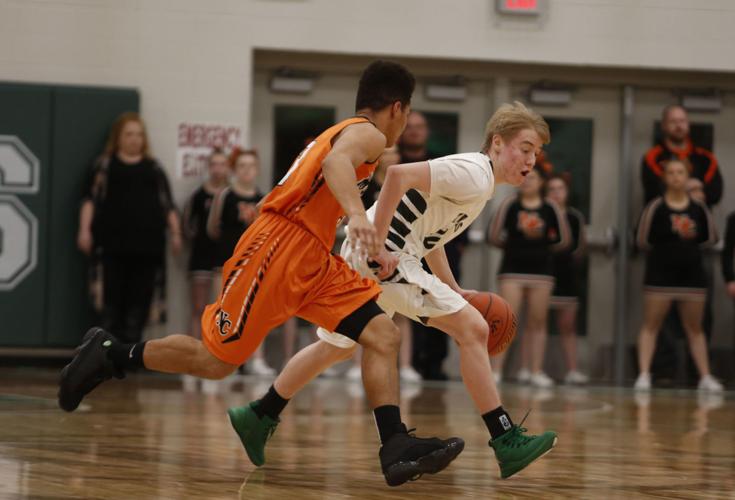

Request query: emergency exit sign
[{"left": 497, "top": 0, "right": 541, "bottom": 15}]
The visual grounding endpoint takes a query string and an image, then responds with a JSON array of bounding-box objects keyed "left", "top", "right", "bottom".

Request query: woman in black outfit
[
  {"left": 487, "top": 168, "right": 571, "bottom": 387},
  {"left": 635, "top": 158, "right": 722, "bottom": 392},
  {"left": 546, "top": 174, "right": 588, "bottom": 385},
  {"left": 78, "top": 112, "right": 181, "bottom": 344}
]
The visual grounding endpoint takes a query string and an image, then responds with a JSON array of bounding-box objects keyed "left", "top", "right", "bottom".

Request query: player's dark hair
[{"left": 355, "top": 61, "right": 415, "bottom": 112}]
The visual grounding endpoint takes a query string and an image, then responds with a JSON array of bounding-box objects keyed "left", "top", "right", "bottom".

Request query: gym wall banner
[{"left": 176, "top": 122, "right": 242, "bottom": 179}]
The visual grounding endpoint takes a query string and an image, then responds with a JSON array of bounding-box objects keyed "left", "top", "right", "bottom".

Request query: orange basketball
[{"left": 463, "top": 291, "right": 517, "bottom": 356}]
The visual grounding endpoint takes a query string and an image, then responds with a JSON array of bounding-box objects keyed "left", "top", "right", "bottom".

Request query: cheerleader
[
  {"left": 207, "top": 149, "right": 275, "bottom": 377},
  {"left": 546, "top": 174, "right": 589, "bottom": 385},
  {"left": 487, "top": 168, "right": 571, "bottom": 387},
  {"left": 635, "top": 158, "right": 722, "bottom": 392}
]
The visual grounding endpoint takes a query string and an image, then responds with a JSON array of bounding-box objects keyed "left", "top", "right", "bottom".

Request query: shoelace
[{"left": 504, "top": 410, "right": 533, "bottom": 448}]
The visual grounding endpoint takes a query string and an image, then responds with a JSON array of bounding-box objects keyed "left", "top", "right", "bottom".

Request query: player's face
[
  {"left": 546, "top": 178, "right": 568, "bottom": 206},
  {"left": 208, "top": 154, "right": 230, "bottom": 183},
  {"left": 118, "top": 121, "right": 145, "bottom": 156},
  {"left": 498, "top": 129, "right": 541, "bottom": 186},
  {"left": 235, "top": 154, "right": 259, "bottom": 185},
  {"left": 663, "top": 107, "right": 690, "bottom": 143},
  {"left": 664, "top": 162, "right": 688, "bottom": 191}
]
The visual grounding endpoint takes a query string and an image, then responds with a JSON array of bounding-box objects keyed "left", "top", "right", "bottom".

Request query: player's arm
[
  {"left": 322, "top": 123, "right": 386, "bottom": 256},
  {"left": 372, "top": 161, "right": 431, "bottom": 244},
  {"left": 424, "top": 246, "right": 468, "bottom": 295}
]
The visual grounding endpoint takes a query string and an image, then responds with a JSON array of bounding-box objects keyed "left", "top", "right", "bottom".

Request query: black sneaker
[
  {"left": 379, "top": 424, "right": 464, "bottom": 487},
  {"left": 58, "top": 327, "right": 124, "bottom": 412}
]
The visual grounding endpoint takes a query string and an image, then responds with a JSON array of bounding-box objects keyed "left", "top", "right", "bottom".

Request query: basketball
[{"left": 463, "top": 291, "right": 517, "bottom": 356}]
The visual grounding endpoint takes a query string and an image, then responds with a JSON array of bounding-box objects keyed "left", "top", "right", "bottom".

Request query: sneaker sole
[
  {"left": 57, "top": 327, "right": 107, "bottom": 412},
  {"left": 500, "top": 436, "right": 557, "bottom": 479},
  {"left": 227, "top": 408, "right": 265, "bottom": 467},
  {"left": 384, "top": 438, "right": 465, "bottom": 487}
]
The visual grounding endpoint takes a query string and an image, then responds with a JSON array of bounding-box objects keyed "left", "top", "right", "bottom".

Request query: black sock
[
  {"left": 373, "top": 405, "right": 403, "bottom": 444},
  {"left": 254, "top": 385, "right": 289, "bottom": 420},
  {"left": 107, "top": 341, "right": 147, "bottom": 370},
  {"left": 483, "top": 406, "right": 514, "bottom": 440}
]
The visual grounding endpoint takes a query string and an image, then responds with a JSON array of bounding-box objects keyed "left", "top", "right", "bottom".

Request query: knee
[
  {"left": 202, "top": 357, "right": 237, "bottom": 380},
  {"left": 455, "top": 318, "right": 488, "bottom": 347},
  {"left": 361, "top": 316, "right": 400, "bottom": 355}
]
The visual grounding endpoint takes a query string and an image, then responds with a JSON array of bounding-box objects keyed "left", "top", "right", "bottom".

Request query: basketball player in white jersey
[{"left": 230, "top": 102, "right": 558, "bottom": 480}]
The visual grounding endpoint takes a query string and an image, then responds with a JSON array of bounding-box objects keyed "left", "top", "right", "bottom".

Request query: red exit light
[{"left": 497, "top": 0, "right": 541, "bottom": 15}]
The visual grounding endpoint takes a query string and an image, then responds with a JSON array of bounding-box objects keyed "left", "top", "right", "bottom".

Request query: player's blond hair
[{"left": 482, "top": 101, "right": 550, "bottom": 150}]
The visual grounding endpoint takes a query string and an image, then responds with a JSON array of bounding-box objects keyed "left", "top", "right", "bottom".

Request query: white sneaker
[
  {"left": 249, "top": 358, "right": 276, "bottom": 377},
  {"left": 530, "top": 371, "right": 555, "bottom": 388},
  {"left": 400, "top": 366, "right": 422, "bottom": 383},
  {"left": 201, "top": 379, "right": 221, "bottom": 395},
  {"left": 493, "top": 371, "right": 503, "bottom": 385},
  {"left": 346, "top": 365, "right": 362, "bottom": 381},
  {"left": 517, "top": 368, "right": 531, "bottom": 383},
  {"left": 181, "top": 374, "right": 199, "bottom": 392},
  {"left": 564, "top": 370, "right": 589, "bottom": 385},
  {"left": 698, "top": 375, "right": 724, "bottom": 393},
  {"left": 634, "top": 373, "right": 651, "bottom": 391}
]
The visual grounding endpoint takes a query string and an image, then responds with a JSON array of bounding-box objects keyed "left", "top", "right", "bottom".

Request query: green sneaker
[
  {"left": 489, "top": 413, "right": 557, "bottom": 479},
  {"left": 227, "top": 401, "right": 279, "bottom": 466}
]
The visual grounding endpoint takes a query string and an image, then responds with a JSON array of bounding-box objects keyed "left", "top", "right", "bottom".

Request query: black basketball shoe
[
  {"left": 379, "top": 424, "right": 464, "bottom": 487},
  {"left": 58, "top": 327, "right": 125, "bottom": 412}
]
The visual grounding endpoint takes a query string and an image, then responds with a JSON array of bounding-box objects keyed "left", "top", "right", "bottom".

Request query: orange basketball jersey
[{"left": 261, "top": 116, "right": 378, "bottom": 249}]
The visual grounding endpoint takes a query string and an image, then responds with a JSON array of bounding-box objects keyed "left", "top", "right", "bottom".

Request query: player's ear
[{"left": 391, "top": 101, "right": 403, "bottom": 118}]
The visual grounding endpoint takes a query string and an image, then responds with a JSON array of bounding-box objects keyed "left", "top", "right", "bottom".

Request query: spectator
[
  {"left": 78, "top": 112, "right": 181, "bottom": 345},
  {"left": 641, "top": 105, "right": 723, "bottom": 382},
  {"left": 180, "top": 149, "right": 230, "bottom": 391},
  {"left": 546, "top": 173, "right": 589, "bottom": 385},
  {"left": 399, "top": 111, "right": 462, "bottom": 380},
  {"left": 722, "top": 211, "right": 735, "bottom": 302},
  {"left": 345, "top": 146, "right": 422, "bottom": 383},
  {"left": 634, "top": 159, "right": 722, "bottom": 392},
  {"left": 487, "top": 169, "right": 571, "bottom": 387},
  {"left": 207, "top": 149, "right": 274, "bottom": 376},
  {"left": 642, "top": 105, "right": 723, "bottom": 206}
]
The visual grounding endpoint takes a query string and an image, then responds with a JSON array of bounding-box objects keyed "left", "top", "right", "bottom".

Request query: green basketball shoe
[
  {"left": 489, "top": 412, "right": 557, "bottom": 479},
  {"left": 227, "top": 401, "right": 279, "bottom": 466}
]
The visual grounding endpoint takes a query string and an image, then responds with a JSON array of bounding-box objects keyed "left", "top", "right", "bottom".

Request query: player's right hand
[
  {"left": 77, "top": 229, "right": 94, "bottom": 256},
  {"left": 348, "top": 213, "right": 380, "bottom": 258}
]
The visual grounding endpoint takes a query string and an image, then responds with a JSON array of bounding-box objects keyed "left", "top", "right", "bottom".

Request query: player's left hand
[
  {"left": 370, "top": 248, "right": 399, "bottom": 280},
  {"left": 459, "top": 288, "right": 478, "bottom": 298}
]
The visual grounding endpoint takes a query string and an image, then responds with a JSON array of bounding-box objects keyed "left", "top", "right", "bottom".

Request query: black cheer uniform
[
  {"left": 183, "top": 186, "right": 219, "bottom": 275},
  {"left": 637, "top": 196, "right": 716, "bottom": 297},
  {"left": 488, "top": 196, "right": 571, "bottom": 285},
  {"left": 551, "top": 207, "right": 586, "bottom": 304},
  {"left": 209, "top": 187, "right": 263, "bottom": 267}
]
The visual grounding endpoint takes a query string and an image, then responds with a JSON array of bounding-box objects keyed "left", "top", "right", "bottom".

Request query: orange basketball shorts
[{"left": 201, "top": 212, "right": 381, "bottom": 366}]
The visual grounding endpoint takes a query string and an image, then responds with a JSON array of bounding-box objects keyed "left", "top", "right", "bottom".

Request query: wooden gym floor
[{"left": 1, "top": 367, "right": 733, "bottom": 499}]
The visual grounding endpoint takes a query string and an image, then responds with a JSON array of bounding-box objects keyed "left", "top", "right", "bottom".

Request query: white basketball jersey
[{"left": 366, "top": 152, "right": 495, "bottom": 258}]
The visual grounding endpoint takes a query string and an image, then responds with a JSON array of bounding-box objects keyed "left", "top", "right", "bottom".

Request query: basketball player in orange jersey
[
  {"left": 232, "top": 102, "right": 558, "bottom": 480},
  {"left": 58, "top": 61, "right": 464, "bottom": 486}
]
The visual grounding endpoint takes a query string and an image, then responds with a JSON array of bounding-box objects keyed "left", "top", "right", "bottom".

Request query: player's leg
[
  {"left": 526, "top": 283, "right": 554, "bottom": 387},
  {"left": 492, "top": 279, "right": 524, "bottom": 379},
  {"left": 396, "top": 314, "right": 420, "bottom": 381},
  {"left": 636, "top": 293, "right": 672, "bottom": 389},
  {"left": 427, "top": 303, "right": 557, "bottom": 479}
]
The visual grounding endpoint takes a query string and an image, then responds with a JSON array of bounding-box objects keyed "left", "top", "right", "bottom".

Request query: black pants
[{"left": 101, "top": 254, "right": 160, "bottom": 343}]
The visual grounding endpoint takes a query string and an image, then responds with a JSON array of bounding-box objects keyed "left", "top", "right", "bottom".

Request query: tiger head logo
[
  {"left": 670, "top": 214, "right": 697, "bottom": 240},
  {"left": 518, "top": 211, "right": 546, "bottom": 239}
]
